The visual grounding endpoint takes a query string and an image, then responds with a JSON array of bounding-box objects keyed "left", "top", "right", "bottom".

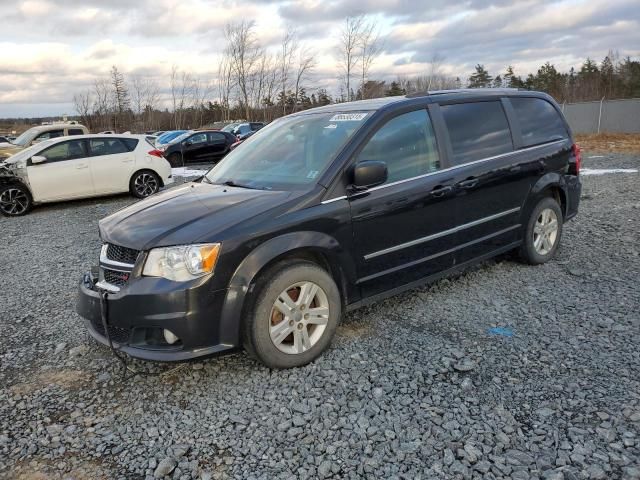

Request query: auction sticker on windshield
[{"left": 329, "top": 113, "right": 368, "bottom": 122}]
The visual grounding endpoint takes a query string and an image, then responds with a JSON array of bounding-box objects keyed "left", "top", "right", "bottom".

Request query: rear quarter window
[
  {"left": 441, "top": 101, "right": 513, "bottom": 165},
  {"left": 510, "top": 97, "right": 569, "bottom": 147}
]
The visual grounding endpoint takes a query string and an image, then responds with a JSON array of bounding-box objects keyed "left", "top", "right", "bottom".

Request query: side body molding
[{"left": 218, "top": 231, "right": 358, "bottom": 346}]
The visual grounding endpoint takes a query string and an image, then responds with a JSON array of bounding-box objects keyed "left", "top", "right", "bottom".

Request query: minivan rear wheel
[
  {"left": 243, "top": 261, "right": 341, "bottom": 368},
  {"left": 0, "top": 184, "right": 32, "bottom": 217},
  {"left": 519, "top": 196, "right": 563, "bottom": 265}
]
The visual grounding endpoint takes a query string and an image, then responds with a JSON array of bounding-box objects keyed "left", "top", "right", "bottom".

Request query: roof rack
[{"left": 406, "top": 88, "right": 521, "bottom": 99}]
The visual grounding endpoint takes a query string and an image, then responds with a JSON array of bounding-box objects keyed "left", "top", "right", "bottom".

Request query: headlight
[{"left": 142, "top": 243, "right": 220, "bottom": 281}]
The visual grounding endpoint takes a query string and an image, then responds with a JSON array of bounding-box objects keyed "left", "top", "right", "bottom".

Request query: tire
[
  {"left": 243, "top": 261, "right": 342, "bottom": 369},
  {"left": 519, "top": 196, "right": 563, "bottom": 265},
  {"left": 0, "top": 183, "right": 32, "bottom": 217},
  {"left": 168, "top": 153, "right": 182, "bottom": 168},
  {"left": 130, "top": 170, "right": 161, "bottom": 199}
]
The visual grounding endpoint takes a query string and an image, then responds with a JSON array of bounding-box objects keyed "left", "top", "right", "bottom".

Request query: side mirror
[
  {"left": 31, "top": 155, "right": 47, "bottom": 164},
  {"left": 184, "top": 140, "right": 192, "bottom": 147},
  {"left": 353, "top": 161, "right": 388, "bottom": 190}
]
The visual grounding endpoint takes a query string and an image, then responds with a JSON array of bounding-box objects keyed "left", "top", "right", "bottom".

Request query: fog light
[{"left": 163, "top": 329, "right": 179, "bottom": 345}]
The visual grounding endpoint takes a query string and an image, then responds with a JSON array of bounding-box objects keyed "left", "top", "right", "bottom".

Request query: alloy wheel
[
  {"left": 533, "top": 207, "right": 559, "bottom": 255},
  {"left": 0, "top": 188, "right": 29, "bottom": 215},
  {"left": 269, "top": 281, "right": 330, "bottom": 355},
  {"left": 134, "top": 173, "right": 159, "bottom": 197}
]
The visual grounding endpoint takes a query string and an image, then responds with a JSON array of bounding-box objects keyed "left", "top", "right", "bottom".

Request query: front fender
[{"left": 218, "top": 231, "right": 357, "bottom": 346}]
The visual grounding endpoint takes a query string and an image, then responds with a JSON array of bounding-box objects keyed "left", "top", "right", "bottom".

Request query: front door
[
  {"left": 27, "top": 139, "right": 94, "bottom": 201},
  {"left": 183, "top": 132, "right": 209, "bottom": 162},
  {"left": 349, "top": 109, "right": 458, "bottom": 299}
]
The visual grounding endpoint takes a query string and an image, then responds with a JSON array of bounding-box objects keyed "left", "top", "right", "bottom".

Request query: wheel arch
[
  {"left": 130, "top": 168, "right": 164, "bottom": 188},
  {"left": 525, "top": 173, "right": 569, "bottom": 221},
  {"left": 217, "top": 231, "right": 358, "bottom": 346}
]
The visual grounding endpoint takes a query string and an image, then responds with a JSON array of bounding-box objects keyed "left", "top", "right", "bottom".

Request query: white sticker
[
  {"left": 329, "top": 113, "right": 367, "bottom": 122},
  {"left": 307, "top": 170, "right": 319, "bottom": 179},
  {"left": 324, "top": 124, "right": 337, "bottom": 129}
]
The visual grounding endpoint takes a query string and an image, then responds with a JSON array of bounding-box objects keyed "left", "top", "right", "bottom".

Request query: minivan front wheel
[
  {"left": 520, "top": 196, "right": 563, "bottom": 264},
  {"left": 0, "top": 184, "right": 32, "bottom": 217},
  {"left": 244, "top": 262, "right": 341, "bottom": 368}
]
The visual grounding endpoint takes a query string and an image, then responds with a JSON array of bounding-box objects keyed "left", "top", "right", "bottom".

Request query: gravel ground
[{"left": 1, "top": 154, "right": 639, "bottom": 480}]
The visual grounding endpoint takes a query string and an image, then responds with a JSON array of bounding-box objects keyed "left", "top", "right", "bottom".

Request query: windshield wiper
[{"left": 223, "top": 179, "right": 259, "bottom": 190}]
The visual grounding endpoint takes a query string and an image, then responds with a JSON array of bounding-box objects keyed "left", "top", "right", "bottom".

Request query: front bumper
[{"left": 76, "top": 269, "right": 235, "bottom": 361}]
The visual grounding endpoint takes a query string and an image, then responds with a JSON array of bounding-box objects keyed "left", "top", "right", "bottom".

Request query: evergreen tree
[
  {"left": 492, "top": 75, "right": 503, "bottom": 88},
  {"left": 468, "top": 64, "right": 492, "bottom": 88},
  {"left": 385, "top": 81, "right": 405, "bottom": 96}
]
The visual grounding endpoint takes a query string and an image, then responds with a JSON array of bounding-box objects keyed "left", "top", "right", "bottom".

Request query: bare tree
[
  {"left": 225, "top": 20, "right": 263, "bottom": 119},
  {"left": 73, "top": 90, "right": 93, "bottom": 130},
  {"left": 359, "top": 18, "right": 383, "bottom": 99},
  {"left": 279, "top": 26, "right": 297, "bottom": 115},
  {"left": 217, "top": 52, "right": 234, "bottom": 121},
  {"left": 337, "top": 15, "right": 365, "bottom": 102},
  {"left": 92, "top": 78, "right": 112, "bottom": 130},
  {"left": 110, "top": 66, "right": 130, "bottom": 131},
  {"left": 293, "top": 47, "right": 316, "bottom": 111},
  {"left": 170, "top": 65, "right": 193, "bottom": 129}
]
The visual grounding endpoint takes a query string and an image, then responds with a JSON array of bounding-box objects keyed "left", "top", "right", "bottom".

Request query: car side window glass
[
  {"left": 189, "top": 133, "right": 207, "bottom": 144},
  {"left": 208, "top": 132, "right": 225, "bottom": 143},
  {"left": 441, "top": 101, "right": 513, "bottom": 165},
  {"left": 510, "top": 97, "right": 568, "bottom": 147},
  {"left": 68, "top": 129, "right": 84, "bottom": 136},
  {"left": 36, "top": 130, "right": 64, "bottom": 141},
  {"left": 39, "top": 140, "right": 87, "bottom": 162},
  {"left": 356, "top": 109, "right": 440, "bottom": 184},
  {"left": 89, "top": 139, "right": 128, "bottom": 156}
]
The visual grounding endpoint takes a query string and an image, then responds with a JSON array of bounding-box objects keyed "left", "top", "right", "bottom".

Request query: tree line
[{"left": 5, "top": 15, "right": 639, "bottom": 132}]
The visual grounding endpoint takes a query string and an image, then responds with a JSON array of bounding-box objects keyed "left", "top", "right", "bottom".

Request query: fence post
[{"left": 597, "top": 96, "right": 605, "bottom": 134}]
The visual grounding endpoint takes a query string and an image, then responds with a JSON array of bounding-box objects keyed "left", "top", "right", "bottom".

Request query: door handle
[
  {"left": 509, "top": 165, "right": 521, "bottom": 173},
  {"left": 430, "top": 185, "right": 453, "bottom": 197},
  {"left": 456, "top": 178, "right": 478, "bottom": 189},
  {"left": 122, "top": 159, "right": 133, "bottom": 163},
  {"left": 76, "top": 164, "right": 88, "bottom": 170}
]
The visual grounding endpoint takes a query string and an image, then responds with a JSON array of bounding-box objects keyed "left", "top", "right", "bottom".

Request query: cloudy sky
[{"left": 1, "top": 0, "right": 638, "bottom": 118}]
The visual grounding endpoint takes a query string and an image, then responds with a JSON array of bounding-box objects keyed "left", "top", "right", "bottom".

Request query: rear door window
[
  {"left": 68, "top": 128, "right": 85, "bottom": 136},
  {"left": 89, "top": 138, "right": 129, "bottom": 156},
  {"left": 441, "top": 101, "right": 513, "bottom": 165},
  {"left": 510, "top": 97, "right": 568, "bottom": 147},
  {"left": 35, "top": 130, "right": 64, "bottom": 142},
  {"left": 121, "top": 138, "right": 139, "bottom": 151},
  {"left": 208, "top": 132, "right": 226, "bottom": 144},
  {"left": 357, "top": 109, "right": 440, "bottom": 184}
]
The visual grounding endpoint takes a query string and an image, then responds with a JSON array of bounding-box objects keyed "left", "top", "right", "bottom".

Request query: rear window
[
  {"left": 68, "top": 128, "right": 85, "bottom": 136},
  {"left": 121, "top": 138, "right": 139, "bottom": 151},
  {"left": 510, "top": 97, "right": 568, "bottom": 147},
  {"left": 89, "top": 138, "right": 129, "bottom": 156},
  {"left": 441, "top": 101, "right": 513, "bottom": 165}
]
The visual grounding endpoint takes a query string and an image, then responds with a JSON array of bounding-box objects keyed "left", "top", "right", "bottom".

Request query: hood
[{"left": 99, "top": 182, "right": 293, "bottom": 250}]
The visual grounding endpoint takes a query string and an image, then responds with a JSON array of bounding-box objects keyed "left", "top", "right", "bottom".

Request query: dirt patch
[
  {"left": 11, "top": 459, "right": 112, "bottom": 480},
  {"left": 575, "top": 133, "right": 640, "bottom": 154},
  {"left": 337, "top": 319, "right": 372, "bottom": 339},
  {"left": 9, "top": 370, "right": 91, "bottom": 396}
]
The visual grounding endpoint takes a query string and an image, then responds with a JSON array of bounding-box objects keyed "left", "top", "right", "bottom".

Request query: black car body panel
[
  {"left": 77, "top": 89, "right": 581, "bottom": 361},
  {"left": 163, "top": 131, "right": 236, "bottom": 164}
]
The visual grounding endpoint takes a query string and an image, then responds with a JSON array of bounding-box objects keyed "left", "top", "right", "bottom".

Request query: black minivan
[{"left": 77, "top": 89, "right": 581, "bottom": 368}]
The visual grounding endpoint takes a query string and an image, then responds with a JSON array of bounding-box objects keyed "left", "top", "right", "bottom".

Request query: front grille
[
  {"left": 106, "top": 243, "right": 139, "bottom": 265},
  {"left": 91, "top": 317, "right": 130, "bottom": 344},
  {"left": 103, "top": 269, "right": 131, "bottom": 287}
]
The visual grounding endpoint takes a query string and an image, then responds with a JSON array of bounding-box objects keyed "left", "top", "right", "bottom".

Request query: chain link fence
[{"left": 561, "top": 98, "right": 640, "bottom": 134}]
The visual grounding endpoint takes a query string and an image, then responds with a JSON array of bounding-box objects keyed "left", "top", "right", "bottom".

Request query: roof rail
[{"left": 406, "top": 87, "right": 521, "bottom": 98}]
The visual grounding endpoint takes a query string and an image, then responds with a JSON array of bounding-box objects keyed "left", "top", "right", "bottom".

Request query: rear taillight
[
  {"left": 570, "top": 143, "right": 581, "bottom": 175},
  {"left": 148, "top": 149, "right": 164, "bottom": 158}
]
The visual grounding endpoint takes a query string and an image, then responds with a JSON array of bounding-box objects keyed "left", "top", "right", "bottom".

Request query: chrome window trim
[
  {"left": 320, "top": 139, "right": 566, "bottom": 204},
  {"left": 364, "top": 207, "right": 521, "bottom": 260}
]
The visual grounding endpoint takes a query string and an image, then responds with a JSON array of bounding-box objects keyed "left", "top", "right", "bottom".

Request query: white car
[{"left": 0, "top": 134, "right": 173, "bottom": 217}]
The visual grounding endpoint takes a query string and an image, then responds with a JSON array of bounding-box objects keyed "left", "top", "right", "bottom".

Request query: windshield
[
  {"left": 206, "top": 111, "right": 369, "bottom": 191},
  {"left": 221, "top": 123, "right": 239, "bottom": 132},
  {"left": 158, "top": 130, "right": 186, "bottom": 144},
  {"left": 11, "top": 129, "right": 36, "bottom": 147}
]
